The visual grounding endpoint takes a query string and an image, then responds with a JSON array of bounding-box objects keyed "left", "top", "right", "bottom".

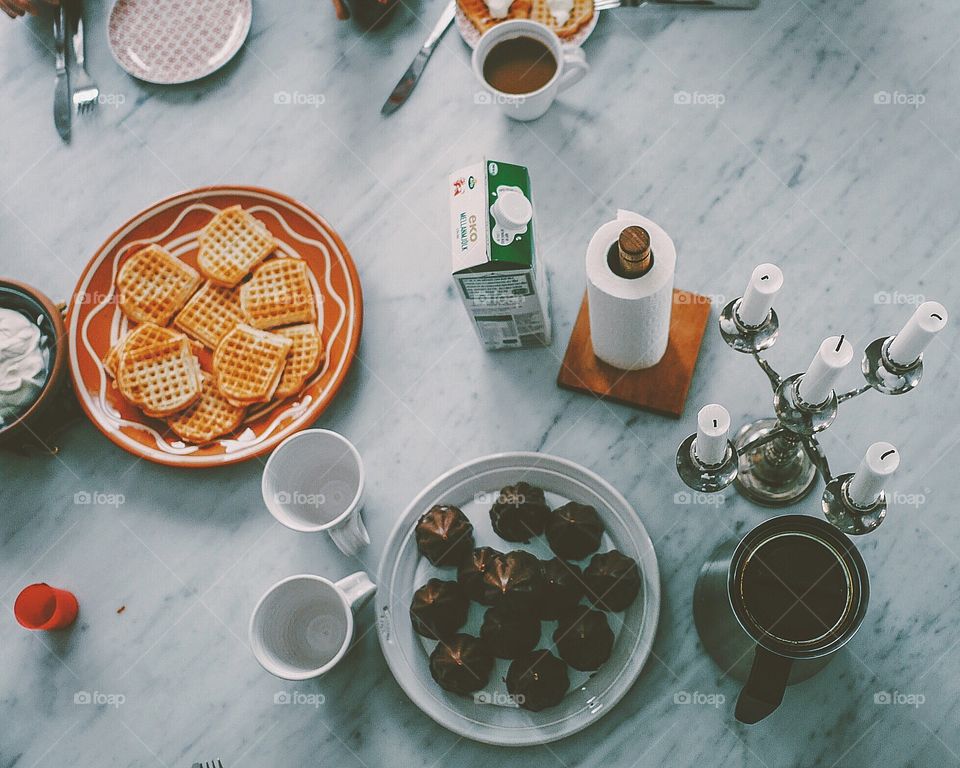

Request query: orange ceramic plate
[{"left": 67, "top": 186, "right": 363, "bottom": 467}]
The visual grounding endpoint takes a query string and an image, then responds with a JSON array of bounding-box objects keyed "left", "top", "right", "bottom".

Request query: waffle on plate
[
  {"left": 273, "top": 323, "right": 325, "bottom": 399},
  {"left": 239, "top": 258, "right": 317, "bottom": 329},
  {"left": 116, "top": 244, "right": 202, "bottom": 325},
  {"left": 103, "top": 206, "right": 324, "bottom": 444},
  {"left": 212, "top": 323, "right": 293, "bottom": 406},
  {"left": 197, "top": 205, "right": 277, "bottom": 287}
]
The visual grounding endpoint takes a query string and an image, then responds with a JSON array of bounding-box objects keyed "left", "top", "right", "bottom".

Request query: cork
[{"left": 617, "top": 226, "right": 652, "bottom": 277}]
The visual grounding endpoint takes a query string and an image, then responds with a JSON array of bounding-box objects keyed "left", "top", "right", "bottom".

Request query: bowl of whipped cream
[{"left": 0, "top": 280, "right": 66, "bottom": 445}]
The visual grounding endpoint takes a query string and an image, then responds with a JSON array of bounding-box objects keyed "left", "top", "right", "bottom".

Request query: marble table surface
[{"left": 2, "top": 0, "right": 960, "bottom": 765}]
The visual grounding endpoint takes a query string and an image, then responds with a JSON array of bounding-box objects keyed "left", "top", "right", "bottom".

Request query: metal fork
[
  {"left": 190, "top": 761, "right": 223, "bottom": 768},
  {"left": 69, "top": 0, "right": 99, "bottom": 115},
  {"left": 596, "top": 0, "right": 759, "bottom": 9}
]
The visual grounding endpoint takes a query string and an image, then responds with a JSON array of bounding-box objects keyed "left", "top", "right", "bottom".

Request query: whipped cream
[
  {"left": 0, "top": 308, "right": 47, "bottom": 424},
  {"left": 546, "top": 0, "right": 573, "bottom": 24},
  {"left": 484, "top": 0, "right": 513, "bottom": 19}
]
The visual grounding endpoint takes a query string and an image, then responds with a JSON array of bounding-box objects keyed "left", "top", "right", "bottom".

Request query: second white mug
[{"left": 262, "top": 429, "right": 370, "bottom": 556}]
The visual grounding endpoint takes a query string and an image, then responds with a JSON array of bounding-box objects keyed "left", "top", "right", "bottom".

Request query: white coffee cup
[
  {"left": 472, "top": 19, "right": 589, "bottom": 121},
  {"left": 249, "top": 572, "right": 376, "bottom": 680},
  {"left": 262, "top": 429, "right": 369, "bottom": 556}
]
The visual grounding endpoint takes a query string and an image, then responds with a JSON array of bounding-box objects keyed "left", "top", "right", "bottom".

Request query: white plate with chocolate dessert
[{"left": 376, "top": 452, "right": 660, "bottom": 746}]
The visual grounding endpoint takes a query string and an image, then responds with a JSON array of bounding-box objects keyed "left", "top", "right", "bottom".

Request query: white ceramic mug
[
  {"left": 472, "top": 19, "right": 589, "bottom": 121},
  {"left": 249, "top": 572, "right": 376, "bottom": 680},
  {"left": 262, "top": 429, "right": 369, "bottom": 556}
]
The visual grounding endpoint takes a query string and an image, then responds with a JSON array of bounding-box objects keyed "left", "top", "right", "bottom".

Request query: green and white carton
[{"left": 449, "top": 159, "right": 551, "bottom": 350}]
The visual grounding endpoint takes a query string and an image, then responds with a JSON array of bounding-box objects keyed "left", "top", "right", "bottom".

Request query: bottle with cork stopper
[{"left": 612, "top": 225, "right": 653, "bottom": 278}]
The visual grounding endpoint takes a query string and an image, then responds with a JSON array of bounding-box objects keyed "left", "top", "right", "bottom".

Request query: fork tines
[
  {"left": 190, "top": 761, "right": 223, "bottom": 768},
  {"left": 595, "top": 0, "right": 623, "bottom": 9}
]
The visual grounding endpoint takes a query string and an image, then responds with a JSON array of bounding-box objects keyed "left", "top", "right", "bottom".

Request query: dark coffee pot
[{"left": 693, "top": 514, "right": 869, "bottom": 723}]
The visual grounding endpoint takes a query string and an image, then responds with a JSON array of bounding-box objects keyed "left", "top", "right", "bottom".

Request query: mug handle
[
  {"left": 557, "top": 45, "right": 589, "bottom": 93},
  {"left": 336, "top": 571, "right": 377, "bottom": 611},
  {"left": 328, "top": 512, "right": 370, "bottom": 556},
  {"left": 735, "top": 645, "right": 793, "bottom": 724}
]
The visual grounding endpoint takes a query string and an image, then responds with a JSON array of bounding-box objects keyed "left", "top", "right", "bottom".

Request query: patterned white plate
[{"left": 107, "top": 0, "right": 253, "bottom": 85}]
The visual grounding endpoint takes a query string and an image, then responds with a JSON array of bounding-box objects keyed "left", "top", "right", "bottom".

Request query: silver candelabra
[{"left": 676, "top": 293, "right": 941, "bottom": 535}]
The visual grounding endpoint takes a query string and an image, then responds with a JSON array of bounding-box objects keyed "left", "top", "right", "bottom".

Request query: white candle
[
  {"left": 886, "top": 301, "right": 948, "bottom": 366},
  {"left": 695, "top": 404, "right": 731, "bottom": 466},
  {"left": 798, "top": 335, "right": 854, "bottom": 405},
  {"left": 737, "top": 263, "right": 784, "bottom": 327},
  {"left": 846, "top": 442, "right": 899, "bottom": 508}
]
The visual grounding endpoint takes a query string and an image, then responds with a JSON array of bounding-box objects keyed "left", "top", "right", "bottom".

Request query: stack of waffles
[
  {"left": 104, "top": 206, "right": 326, "bottom": 444},
  {"left": 457, "top": 0, "right": 594, "bottom": 40}
]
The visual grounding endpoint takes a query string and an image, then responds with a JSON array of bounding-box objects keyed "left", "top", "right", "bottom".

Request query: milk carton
[{"left": 449, "top": 159, "right": 551, "bottom": 350}]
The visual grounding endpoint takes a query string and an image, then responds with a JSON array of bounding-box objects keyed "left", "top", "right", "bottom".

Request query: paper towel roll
[{"left": 586, "top": 210, "right": 675, "bottom": 370}]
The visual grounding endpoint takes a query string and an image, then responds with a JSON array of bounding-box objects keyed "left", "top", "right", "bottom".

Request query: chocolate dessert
[
  {"left": 535, "top": 558, "right": 585, "bottom": 620},
  {"left": 410, "top": 579, "right": 469, "bottom": 640},
  {"left": 428, "top": 634, "right": 494, "bottom": 695},
  {"left": 415, "top": 504, "right": 475, "bottom": 566},
  {"left": 480, "top": 604, "right": 541, "bottom": 659},
  {"left": 489, "top": 482, "right": 551, "bottom": 542},
  {"left": 480, "top": 550, "right": 542, "bottom": 608},
  {"left": 584, "top": 550, "right": 641, "bottom": 612},
  {"left": 545, "top": 502, "right": 604, "bottom": 560},
  {"left": 553, "top": 607, "right": 614, "bottom": 671},
  {"left": 505, "top": 650, "right": 570, "bottom": 711},
  {"left": 457, "top": 546, "right": 503, "bottom": 603}
]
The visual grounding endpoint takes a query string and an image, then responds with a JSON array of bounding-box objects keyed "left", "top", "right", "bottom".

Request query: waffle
[
  {"left": 116, "top": 336, "right": 203, "bottom": 418},
  {"left": 173, "top": 280, "right": 245, "bottom": 349},
  {"left": 239, "top": 258, "right": 317, "bottom": 329},
  {"left": 458, "top": 0, "right": 591, "bottom": 39},
  {"left": 273, "top": 324, "right": 325, "bottom": 399},
  {"left": 116, "top": 244, "right": 202, "bottom": 325},
  {"left": 102, "top": 323, "right": 181, "bottom": 379},
  {"left": 212, "top": 324, "right": 293, "bottom": 406},
  {"left": 166, "top": 374, "right": 246, "bottom": 443},
  {"left": 197, "top": 206, "right": 277, "bottom": 287}
]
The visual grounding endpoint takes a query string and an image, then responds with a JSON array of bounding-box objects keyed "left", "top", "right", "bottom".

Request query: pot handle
[{"left": 735, "top": 645, "right": 792, "bottom": 724}]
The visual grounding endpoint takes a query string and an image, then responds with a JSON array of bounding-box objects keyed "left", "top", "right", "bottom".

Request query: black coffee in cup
[
  {"left": 483, "top": 37, "right": 558, "bottom": 95},
  {"left": 738, "top": 531, "right": 853, "bottom": 645}
]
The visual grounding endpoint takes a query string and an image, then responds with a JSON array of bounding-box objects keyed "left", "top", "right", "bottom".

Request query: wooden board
[{"left": 557, "top": 289, "right": 711, "bottom": 418}]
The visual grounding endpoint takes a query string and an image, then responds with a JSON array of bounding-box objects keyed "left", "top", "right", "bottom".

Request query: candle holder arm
[
  {"left": 735, "top": 424, "right": 789, "bottom": 455},
  {"left": 752, "top": 353, "right": 783, "bottom": 390},
  {"left": 837, "top": 383, "right": 872, "bottom": 403},
  {"left": 802, "top": 434, "right": 833, "bottom": 483}
]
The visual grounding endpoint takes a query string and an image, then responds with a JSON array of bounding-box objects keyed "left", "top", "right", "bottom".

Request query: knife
[
  {"left": 53, "top": 3, "right": 71, "bottom": 142},
  {"left": 381, "top": 0, "right": 456, "bottom": 115}
]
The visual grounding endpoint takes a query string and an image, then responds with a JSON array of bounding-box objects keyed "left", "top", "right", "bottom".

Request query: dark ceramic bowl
[{"left": 0, "top": 280, "right": 67, "bottom": 445}]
